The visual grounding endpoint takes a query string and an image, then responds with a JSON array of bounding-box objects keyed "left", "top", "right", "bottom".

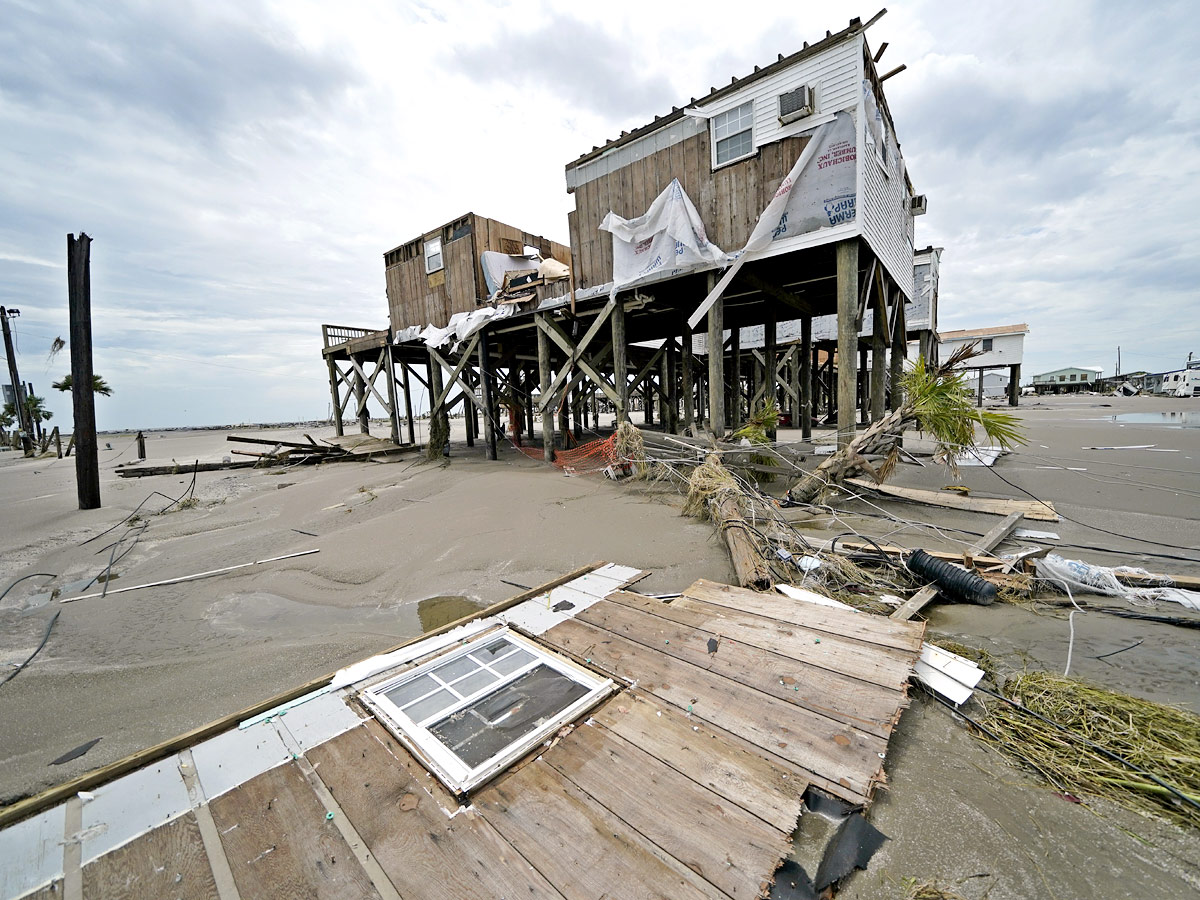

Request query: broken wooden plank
[
  {"left": 309, "top": 723, "right": 565, "bottom": 900},
  {"left": 208, "top": 762, "right": 382, "bottom": 900},
  {"left": 475, "top": 758, "right": 726, "bottom": 900},
  {"left": 543, "top": 720, "right": 793, "bottom": 899},
  {"left": 540, "top": 618, "right": 880, "bottom": 803},
  {"left": 845, "top": 477, "right": 1059, "bottom": 521},
  {"left": 681, "top": 580, "right": 924, "bottom": 655},
  {"left": 116, "top": 460, "right": 262, "bottom": 477},
  {"left": 891, "top": 512, "right": 1024, "bottom": 621},
  {"left": 592, "top": 694, "right": 809, "bottom": 834}
]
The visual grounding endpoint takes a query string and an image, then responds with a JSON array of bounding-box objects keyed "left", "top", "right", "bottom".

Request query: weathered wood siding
[
  {"left": 570, "top": 131, "right": 813, "bottom": 291},
  {"left": 385, "top": 215, "right": 571, "bottom": 330}
]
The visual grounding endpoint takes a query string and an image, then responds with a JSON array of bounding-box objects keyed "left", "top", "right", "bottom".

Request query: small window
[
  {"left": 713, "top": 100, "right": 755, "bottom": 166},
  {"left": 362, "top": 629, "right": 612, "bottom": 794},
  {"left": 982, "top": 338, "right": 993, "bottom": 352},
  {"left": 1059, "top": 375, "right": 1066, "bottom": 382},
  {"left": 1069, "top": 374, "right": 1077, "bottom": 381},
  {"left": 424, "top": 237, "right": 443, "bottom": 274},
  {"left": 1080, "top": 373, "right": 1088, "bottom": 380}
]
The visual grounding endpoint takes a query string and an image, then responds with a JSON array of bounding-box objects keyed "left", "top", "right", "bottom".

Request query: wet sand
[{"left": 2, "top": 394, "right": 1199, "bottom": 897}]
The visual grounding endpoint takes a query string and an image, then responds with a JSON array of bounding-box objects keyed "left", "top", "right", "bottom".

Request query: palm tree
[
  {"left": 52, "top": 374, "right": 113, "bottom": 396},
  {"left": 23, "top": 395, "right": 52, "bottom": 443}
]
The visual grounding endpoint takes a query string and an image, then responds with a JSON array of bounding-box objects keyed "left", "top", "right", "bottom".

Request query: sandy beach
[{"left": 2, "top": 393, "right": 1199, "bottom": 898}]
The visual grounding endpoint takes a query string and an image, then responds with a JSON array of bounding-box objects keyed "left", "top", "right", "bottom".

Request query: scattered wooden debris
[{"left": 845, "top": 477, "right": 1059, "bottom": 521}]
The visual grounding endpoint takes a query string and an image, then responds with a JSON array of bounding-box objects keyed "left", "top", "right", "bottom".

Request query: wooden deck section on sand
[{"left": 1, "top": 568, "right": 922, "bottom": 900}]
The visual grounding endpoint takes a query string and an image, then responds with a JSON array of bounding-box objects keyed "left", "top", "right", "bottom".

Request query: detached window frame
[
  {"left": 361, "top": 628, "right": 613, "bottom": 794},
  {"left": 712, "top": 100, "right": 755, "bottom": 168},
  {"left": 424, "top": 236, "right": 444, "bottom": 274}
]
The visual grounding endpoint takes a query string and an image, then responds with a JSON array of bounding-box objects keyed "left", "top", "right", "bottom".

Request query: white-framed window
[
  {"left": 712, "top": 100, "right": 755, "bottom": 167},
  {"left": 424, "top": 236, "right": 443, "bottom": 274},
  {"left": 982, "top": 338, "right": 993, "bottom": 351},
  {"left": 361, "top": 629, "right": 613, "bottom": 794}
]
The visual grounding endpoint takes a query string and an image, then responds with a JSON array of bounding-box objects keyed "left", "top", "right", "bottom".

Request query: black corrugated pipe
[{"left": 906, "top": 549, "right": 997, "bottom": 605}]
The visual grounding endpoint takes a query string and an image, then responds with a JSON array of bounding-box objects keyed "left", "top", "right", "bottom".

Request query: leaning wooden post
[
  {"left": 536, "top": 314, "right": 555, "bottom": 461},
  {"left": 401, "top": 361, "right": 415, "bottom": 444},
  {"left": 680, "top": 316, "right": 694, "bottom": 431},
  {"left": 835, "top": 240, "right": 859, "bottom": 449},
  {"left": 136, "top": 431, "right": 146, "bottom": 460},
  {"left": 764, "top": 314, "right": 777, "bottom": 440},
  {"left": 706, "top": 274, "right": 725, "bottom": 436},
  {"left": 800, "top": 317, "right": 812, "bottom": 440},
  {"left": 478, "top": 328, "right": 497, "bottom": 460},
  {"left": 611, "top": 299, "right": 629, "bottom": 424},
  {"left": 67, "top": 233, "right": 100, "bottom": 509}
]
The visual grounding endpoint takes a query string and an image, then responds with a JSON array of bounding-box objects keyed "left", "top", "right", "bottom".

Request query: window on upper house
[
  {"left": 424, "top": 237, "right": 444, "bottom": 274},
  {"left": 982, "top": 338, "right": 994, "bottom": 351},
  {"left": 1070, "top": 374, "right": 1077, "bottom": 381},
  {"left": 1081, "top": 373, "right": 1089, "bottom": 380},
  {"left": 1059, "top": 375, "right": 1066, "bottom": 381},
  {"left": 713, "top": 101, "right": 755, "bottom": 167},
  {"left": 362, "top": 629, "right": 613, "bottom": 794}
]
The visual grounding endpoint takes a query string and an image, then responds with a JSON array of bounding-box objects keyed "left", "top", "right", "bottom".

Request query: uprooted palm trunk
[
  {"left": 789, "top": 343, "right": 1025, "bottom": 505},
  {"left": 685, "top": 454, "right": 773, "bottom": 590}
]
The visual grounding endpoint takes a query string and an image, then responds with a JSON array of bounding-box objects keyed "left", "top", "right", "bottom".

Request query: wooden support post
[
  {"left": 353, "top": 360, "right": 369, "bottom": 434},
  {"left": 665, "top": 335, "right": 678, "bottom": 434},
  {"left": 611, "top": 299, "right": 628, "bottom": 424},
  {"left": 326, "top": 359, "right": 343, "bottom": 436},
  {"left": 730, "top": 326, "right": 741, "bottom": 428},
  {"left": 464, "top": 368, "right": 475, "bottom": 447},
  {"left": 67, "top": 233, "right": 100, "bottom": 510},
  {"left": 427, "top": 350, "right": 447, "bottom": 455},
  {"left": 977, "top": 368, "right": 984, "bottom": 408},
  {"left": 889, "top": 293, "right": 906, "bottom": 412},
  {"left": 54, "top": 427, "right": 62, "bottom": 459},
  {"left": 681, "top": 317, "right": 694, "bottom": 432},
  {"left": 537, "top": 315, "right": 555, "bottom": 461},
  {"left": 136, "top": 431, "right": 146, "bottom": 460},
  {"left": 836, "top": 239, "right": 858, "bottom": 449},
  {"left": 871, "top": 305, "right": 887, "bottom": 423},
  {"left": 764, "top": 315, "right": 777, "bottom": 441},
  {"left": 858, "top": 347, "right": 869, "bottom": 426},
  {"left": 385, "top": 344, "right": 401, "bottom": 445},
  {"left": 401, "top": 361, "right": 415, "bottom": 444},
  {"left": 525, "top": 365, "right": 536, "bottom": 437},
  {"left": 919, "top": 330, "right": 934, "bottom": 365},
  {"left": 706, "top": 274, "right": 725, "bottom": 436},
  {"left": 1, "top": 306, "right": 33, "bottom": 456},
  {"left": 1009, "top": 364, "right": 1020, "bottom": 407},
  {"left": 800, "top": 317, "right": 812, "bottom": 440},
  {"left": 478, "top": 329, "right": 497, "bottom": 460}
]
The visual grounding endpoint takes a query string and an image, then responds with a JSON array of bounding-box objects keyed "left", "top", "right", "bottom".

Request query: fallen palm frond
[
  {"left": 789, "top": 343, "right": 1025, "bottom": 504},
  {"left": 975, "top": 672, "right": 1200, "bottom": 828},
  {"left": 613, "top": 420, "right": 647, "bottom": 478},
  {"left": 731, "top": 401, "right": 779, "bottom": 482}
]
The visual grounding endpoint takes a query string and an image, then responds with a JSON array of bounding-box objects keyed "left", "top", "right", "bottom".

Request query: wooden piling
[
  {"left": 706, "top": 275, "right": 725, "bottom": 436},
  {"left": 800, "top": 317, "right": 812, "bottom": 440},
  {"left": 836, "top": 240, "right": 858, "bottom": 449},
  {"left": 611, "top": 299, "right": 628, "bottom": 424},
  {"left": 67, "top": 233, "right": 100, "bottom": 509},
  {"left": 478, "top": 328, "right": 497, "bottom": 460},
  {"left": 536, "top": 315, "right": 555, "bottom": 461}
]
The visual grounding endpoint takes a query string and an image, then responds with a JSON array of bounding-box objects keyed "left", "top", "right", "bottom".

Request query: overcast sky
[{"left": 2, "top": 0, "right": 1197, "bottom": 431}]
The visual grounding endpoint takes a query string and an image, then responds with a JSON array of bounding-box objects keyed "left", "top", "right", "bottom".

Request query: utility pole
[
  {"left": 67, "top": 233, "right": 101, "bottom": 509},
  {"left": 1, "top": 306, "right": 33, "bottom": 456}
]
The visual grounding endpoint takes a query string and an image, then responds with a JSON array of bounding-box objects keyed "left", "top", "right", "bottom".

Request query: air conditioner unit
[
  {"left": 910, "top": 194, "right": 928, "bottom": 216},
  {"left": 778, "top": 85, "right": 814, "bottom": 124}
]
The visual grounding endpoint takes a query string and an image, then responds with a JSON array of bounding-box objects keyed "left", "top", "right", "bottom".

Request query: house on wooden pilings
[
  {"left": 321, "top": 213, "right": 570, "bottom": 448},
  {"left": 562, "top": 12, "right": 925, "bottom": 446}
]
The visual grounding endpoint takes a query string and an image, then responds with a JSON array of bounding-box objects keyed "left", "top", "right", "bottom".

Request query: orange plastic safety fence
[{"left": 515, "top": 433, "right": 619, "bottom": 473}]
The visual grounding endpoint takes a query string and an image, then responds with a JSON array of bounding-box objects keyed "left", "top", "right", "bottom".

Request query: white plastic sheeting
[
  {"left": 1038, "top": 554, "right": 1200, "bottom": 611},
  {"left": 688, "top": 110, "right": 858, "bottom": 328},
  {"left": 413, "top": 305, "right": 516, "bottom": 352},
  {"left": 599, "top": 178, "right": 727, "bottom": 299}
]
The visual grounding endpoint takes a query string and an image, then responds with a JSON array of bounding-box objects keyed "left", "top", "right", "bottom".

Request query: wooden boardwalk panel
[
  {"left": 540, "top": 618, "right": 882, "bottom": 803},
  {"left": 543, "top": 718, "right": 792, "bottom": 899},
  {"left": 474, "top": 760, "right": 727, "bottom": 900},
  {"left": 308, "top": 723, "right": 566, "bottom": 900},
  {"left": 82, "top": 812, "right": 218, "bottom": 900},
  {"left": 209, "top": 762, "right": 381, "bottom": 900},
  {"left": 594, "top": 592, "right": 908, "bottom": 735},
  {"left": 682, "top": 580, "right": 925, "bottom": 654},
  {"left": 592, "top": 694, "right": 809, "bottom": 835}
]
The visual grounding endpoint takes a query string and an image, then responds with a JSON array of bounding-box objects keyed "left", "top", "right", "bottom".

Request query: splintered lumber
[
  {"left": 712, "top": 490, "right": 773, "bottom": 591},
  {"left": 117, "top": 460, "right": 261, "bottom": 477},
  {"left": 891, "top": 512, "right": 1024, "bottom": 621},
  {"left": 846, "top": 477, "right": 1059, "bottom": 521}
]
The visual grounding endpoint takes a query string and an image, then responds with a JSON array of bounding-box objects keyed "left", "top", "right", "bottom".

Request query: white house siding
[
  {"left": 941, "top": 332, "right": 1026, "bottom": 368},
  {"left": 910, "top": 248, "right": 941, "bottom": 332},
  {"left": 859, "top": 79, "right": 915, "bottom": 300}
]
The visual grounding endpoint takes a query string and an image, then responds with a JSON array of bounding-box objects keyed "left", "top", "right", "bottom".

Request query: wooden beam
[
  {"left": 740, "top": 271, "right": 815, "bottom": 316},
  {"left": 836, "top": 240, "right": 858, "bottom": 448},
  {"left": 538, "top": 313, "right": 623, "bottom": 409},
  {"left": 67, "top": 233, "right": 100, "bottom": 508},
  {"left": 706, "top": 274, "right": 725, "bottom": 435},
  {"left": 429, "top": 333, "right": 480, "bottom": 413},
  {"left": 536, "top": 314, "right": 555, "bottom": 461},
  {"left": 800, "top": 317, "right": 812, "bottom": 440},
  {"left": 478, "top": 328, "right": 497, "bottom": 460},
  {"left": 612, "top": 298, "right": 629, "bottom": 423}
]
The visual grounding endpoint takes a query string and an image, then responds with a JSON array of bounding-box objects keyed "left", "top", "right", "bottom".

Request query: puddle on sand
[
  {"left": 1109, "top": 411, "right": 1200, "bottom": 427},
  {"left": 417, "top": 595, "right": 484, "bottom": 633}
]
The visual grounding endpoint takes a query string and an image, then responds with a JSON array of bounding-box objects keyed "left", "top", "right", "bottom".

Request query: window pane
[
  {"left": 382, "top": 674, "right": 437, "bottom": 708},
  {"left": 429, "top": 665, "right": 591, "bottom": 769},
  {"left": 716, "top": 130, "right": 753, "bottom": 165},
  {"left": 451, "top": 668, "right": 500, "bottom": 697},
  {"left": 491, "top": 647, "right": 535, "bottom": 675},
  {"left": 473, "top": 639, "right": 516, "bottom": 663},
  {"left": 431, "top": 655, "right": 479, "bottom": 684},
  {"left": 403, "top": 688, "right": 457, "bottom": 723}
]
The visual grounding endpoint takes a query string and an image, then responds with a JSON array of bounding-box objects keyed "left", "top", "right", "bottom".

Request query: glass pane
[
  {"left": 473, "top": 638, "right": 515, "bottom": 663},
  {"left": 451, "top": 668, "right": 499, "bottom": 697},
  {"left": 716, "top": 130, "right": 752, "bottom": 165},
  {"left": 429, "top": 665, "right": 591, "bottom": 769},
  {"left": 491, "top": 647, "right": 535, "bottom": 675},
  {"left": 403, "top": 688, "right": 456, "bottom": 723},
  {"left": 431, "top": 655, "right": 479, "bottom": 684},
  {"left": 382, "top": 674, "right": 437, "bottom": 708}
]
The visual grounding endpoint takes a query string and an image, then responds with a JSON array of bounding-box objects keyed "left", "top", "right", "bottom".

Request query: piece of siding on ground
[{"left": 0, "top": 566, "right": 923, "bottom": 900}]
